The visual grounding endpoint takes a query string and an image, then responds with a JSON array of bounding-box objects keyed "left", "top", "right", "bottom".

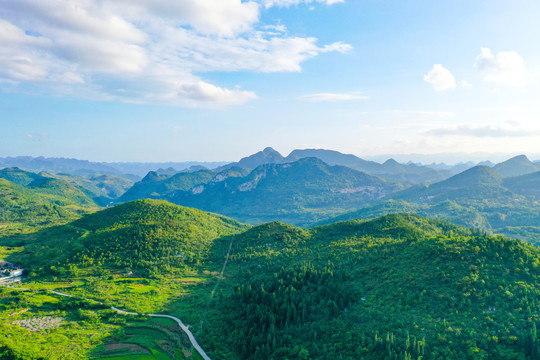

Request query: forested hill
[
  {"left": 285, "top": 149, "right": 451, "bottom": 184},
  {"left": 0, "top": 167, "right": 133, "bottom": 207},
  {"left": 9, "top": 199, "right": 248, "bottom": 276},
  {"left": 0, "top": 173, "right": 98, "bottom": 236},
  {"left": 321, "top": 165, "right": 540, "bottom": 243},
  {"left": 3, "top": 204, "right": 540, "bottom": 359},
  {"left": 493, "top": 154, "right": 540, "bottom": 177},
  {"left": 166, "top": 157, "right": 399, "bottom": 226},
  {"left": 206, "top": 213, "right": 540, "bottom": 359},
  {"left": 118, "top": 169, "right": 216, "bottom": 203}
]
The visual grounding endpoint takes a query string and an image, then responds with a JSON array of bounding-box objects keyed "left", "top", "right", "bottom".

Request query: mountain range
[{"left": 1, "top": 149, "right": 539, "bottom": 241}]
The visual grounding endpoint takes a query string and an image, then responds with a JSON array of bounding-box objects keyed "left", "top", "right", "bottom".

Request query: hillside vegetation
[
  {"left": 118, "top": 169, "right": 216, "bottom": 203},
  {"left": 9, "top": 200, "right": 248, "bottom": 277},
  {"left": 327, "top": 166, "right": 540, "bottom": 243},
  {"left": 4, "top": 205, "right": 539, "bottom": 360},
  {"left": 201, "top": 214, "right": 540, "bottom": 360},
  {"left": 0, "top": 177, "right": 95, "bottom": 236},
  {"left": 167, "top": 157, "right": 399, "bottom": 226}
]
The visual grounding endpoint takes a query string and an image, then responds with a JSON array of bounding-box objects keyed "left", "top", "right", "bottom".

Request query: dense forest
[{"left": 3, "top": 202, "right": 539, "bottom": 359}]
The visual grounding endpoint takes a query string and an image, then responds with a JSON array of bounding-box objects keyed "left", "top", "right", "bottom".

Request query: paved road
[
  {"left": 148, "top": 314, "right": 211, "bottom": 360},
  {"left": 110, "top": 306, "right": 138, "bottom": 316},
  {"left": 48, "top": 289, "right": 73, "bottom": 297},
  {"left": 47, "top": 290, "right": 211, "bottom": 359}
]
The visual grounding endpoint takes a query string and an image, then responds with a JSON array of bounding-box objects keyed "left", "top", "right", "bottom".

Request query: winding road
[
  {"left": 148, "top": 314, "right": 211, "bottom": 360},
  {"left": 48, "top": 290, "right": 211, "bottom": 360}
]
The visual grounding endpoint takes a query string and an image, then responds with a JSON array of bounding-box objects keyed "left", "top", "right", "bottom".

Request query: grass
[
  {"left": 0, "top": 288, "right": 119, "bottom": 359},
  {"left": 0, "top": 266, "right": 222, "bottom": 360}
]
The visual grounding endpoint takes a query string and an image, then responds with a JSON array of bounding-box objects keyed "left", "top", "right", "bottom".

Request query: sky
[{"left": 1, "top": 0, "right": 539, "bottom": 162}]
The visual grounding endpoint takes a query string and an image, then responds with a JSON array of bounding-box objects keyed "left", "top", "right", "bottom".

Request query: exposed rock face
[{"left": 191, "top": 185, "right": 205, "bottom": 194}]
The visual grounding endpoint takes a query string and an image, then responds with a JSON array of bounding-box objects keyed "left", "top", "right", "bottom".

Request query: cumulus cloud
[
  {"left": 423, "top": 64, "right": 456, "bottom": 91},
  {"left": 426, "top": 124, "right": 538, "bottom": 138},
  {"left": 0, "top": 0, "right": 350, "bottom": 107},
  {"left": 299, "top": 91, "right": 368, "bottom": 102},
  {"left": 475, "top": 48, "right": 528, "bottom": 88},
  {"left": 263, "top": 0, "right": 345, "bottom": 8}
]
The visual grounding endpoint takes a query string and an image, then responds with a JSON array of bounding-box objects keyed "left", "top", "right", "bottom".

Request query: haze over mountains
[
  {"left": 0, "top": 156, "right": 228, "bottom": 179},
  {"left": 1, "top": 149, "right": 540, "bottom": 359},
  {"left": 1, "top": 147, "right": 539, "bottom": 242},
  {"left": 5, "top": 148, "right": 538, "bottom": 182}
]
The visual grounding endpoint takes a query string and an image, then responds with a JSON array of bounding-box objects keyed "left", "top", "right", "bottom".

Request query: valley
[{"left": 1, "top": 150, "right": 539, "bottom": 359}]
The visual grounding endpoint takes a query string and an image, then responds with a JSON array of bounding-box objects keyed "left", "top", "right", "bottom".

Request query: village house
[{"left": 0, "top": 261, "right": 24, "bottom": 281}]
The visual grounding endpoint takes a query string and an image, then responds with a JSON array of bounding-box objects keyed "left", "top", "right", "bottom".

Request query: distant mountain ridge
[
  {"left": 115, "top": 156, "right": 403, "bottom": 225},
  {"left": 493, "top": 154, "right": 540, "bottom": 177},
  {"left": 320, "top": 164, "right": 540, "bottom": 242},
  {"left": 0, "top": 156, "right": 228, "bottom": 178},
  {"left": 221, "top": 147, "right": 452, "bottom": 185},
  {"left": 118, "top": 169, "right": 216, "bottom": 203},
  {"left": 165, "top": 157, "right": 399, "bottom": 225},
  {"left": 0, "top": 167, "right": 132, "bottom": 207}
]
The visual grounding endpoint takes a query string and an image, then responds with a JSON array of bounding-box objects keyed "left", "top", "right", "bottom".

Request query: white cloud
[
  {"left": 423, "top": 64, "right": 456, "bottom": 91},
  {"left": 109, "top": 0, "right": 260, "bottom": 38},
  {"left": 461, "top": 80, "right": 473, "bottom": 88},
  {"left": 392, "top": 110, "right": 455, "bottom": 118},
  {"left": 263, "top": 0, "right": 345, "bottom": 8},
  {"left": 426, "top": 123, "right": 539, "bottom": 138},
  {"left": 26, "top": 132, "right": 49, "bottom": 141},
  {"left": 475, "top": 47, "right": 528, "bottom": 88},
  {"left": 0, "top": 0, "right": 350, "bottom": 107},
  {"left": 299, "top": 91, "right": 368, "bottom": 102}
]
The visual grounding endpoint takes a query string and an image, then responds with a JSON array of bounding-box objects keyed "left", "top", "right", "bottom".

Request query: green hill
[
  {"left": 429, "top": 165, "right": 503, "bottom": 188},
  {"left": 2, "top": 210, "right": 540, "bottom": 359},
  {"left": 504, "top": 171, "right": 540, "bottom": 200},
  {"left": 27, "top": 177, "right": 96, "bottom": 207},
  {"left": 167, "top": 157, "right": 399, "bottom": 225},
  {"left": 10, "top": 199, "right": 247, "bottom": 276},
  {"left": 316, "top": 165, "right": 540, "bottom": 243},
  {"left": 202, "top": 214, "right": 540, "bottom": 360},
  {"left": 118, "top": 169, "right": 216, "bottom": 203},
  {"left": 494, "top": 155, "right": 540, "bottom": 177},
  {"left": 0, "top": 167, "right": 44, "bottom": 186},
  {"left": 235, "top": 147, "right": 285, "bottom": 169},
  {"left": 0, "top": 175, "right": 97, "bottom": 236},
  {"left": 284, "top": 149, "right": 451, "bottom": 185},
  {"left": 87, "top": 174, "right": 134, "bottom": 199},
  {"left": 42, "top": 172, "right": 134, "bottom": 206},
  {"left": 394, "top": 166, "right": 506, "bottom": 202},
  {"left": 0, "top": 179, "right": 84, "bottom": 225},
  {"left": 0, "top": 167, "right": 131, "bottom": 207}
]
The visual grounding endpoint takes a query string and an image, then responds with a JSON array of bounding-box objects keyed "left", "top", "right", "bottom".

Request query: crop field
[{"left": 0, "top": 271, "right": 215, "bottom": 360}]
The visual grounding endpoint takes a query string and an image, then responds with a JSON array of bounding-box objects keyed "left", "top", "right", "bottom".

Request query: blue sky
[{"left": 1, "top": 0, "right": 539, "bottom": 162}]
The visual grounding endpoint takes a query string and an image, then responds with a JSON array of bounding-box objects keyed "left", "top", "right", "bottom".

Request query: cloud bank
[{"left": 0, "top": 0, "right": 349, "bottom": 107}]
